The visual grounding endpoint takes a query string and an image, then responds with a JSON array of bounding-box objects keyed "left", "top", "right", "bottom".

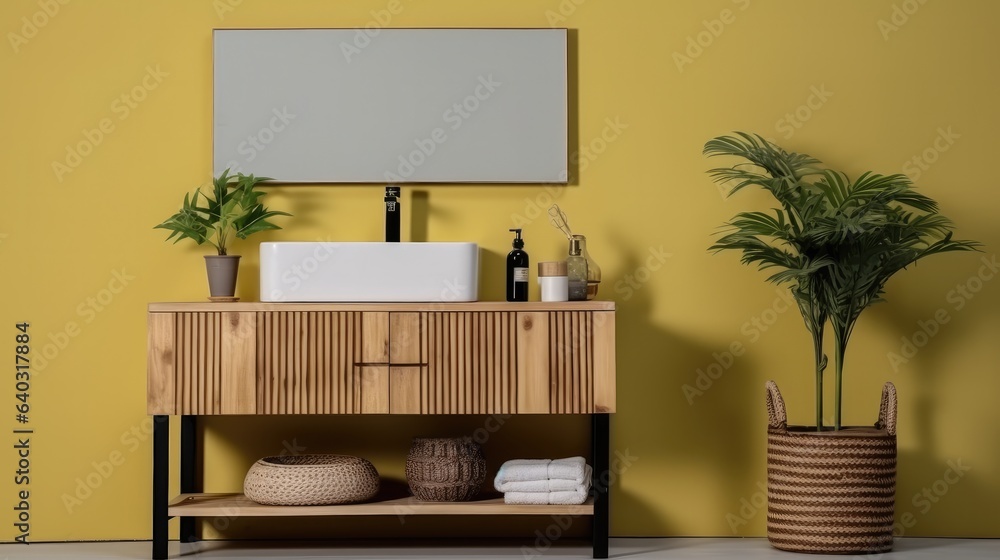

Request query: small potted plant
[
  {"left": 155, "top": 169, "right": 290, "bottom": 299},
  {"left": 704, "top": 132, "right": 978, "bottom": 554}
]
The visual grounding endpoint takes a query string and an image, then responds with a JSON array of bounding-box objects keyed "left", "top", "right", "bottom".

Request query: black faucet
[{"left": 384, "top": 186, "right": 400, "bottom": 242}]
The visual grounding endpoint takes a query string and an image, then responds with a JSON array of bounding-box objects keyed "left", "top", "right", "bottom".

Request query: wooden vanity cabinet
[{"left": 147, "top": 301, "right": 616, "bottom": 559}]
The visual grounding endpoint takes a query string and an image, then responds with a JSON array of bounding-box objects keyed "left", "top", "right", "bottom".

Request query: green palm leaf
[
  {"left": 704, "top": 132, "right": 980, "bottom": 431},
  {"left": 155, "top": 169, "right": 291, "bottom": 255}
]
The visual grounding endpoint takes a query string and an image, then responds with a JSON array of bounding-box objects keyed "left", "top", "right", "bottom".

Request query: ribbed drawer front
[
  {"left": 548, "top": 311, "right": 593, "bottom": 414},
  {"left": 147, "top": 306, "right": 615, "bottom": 416},
  {"left": 425, "top": 311, "right": 517, "bottom": 414},
  {"left": 255, "top": 311, "right": 361, "bottom": 414},
  {"left": 173, "top": 312, "right": 223, "bottom": 415}
]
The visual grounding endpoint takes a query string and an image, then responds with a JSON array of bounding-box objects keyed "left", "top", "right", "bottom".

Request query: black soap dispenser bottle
[{"left": 506, "top": 228, "right": 529, "bottom": 302}]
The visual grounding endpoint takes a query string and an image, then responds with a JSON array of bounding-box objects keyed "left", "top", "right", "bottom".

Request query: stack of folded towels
[{"left": 493, "top": 456, "right": 592, "bottom": 505}]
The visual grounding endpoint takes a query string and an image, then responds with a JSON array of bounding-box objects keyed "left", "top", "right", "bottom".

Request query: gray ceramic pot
[{"left": 205, "top": 255, "right": 241, "bottom": 297}]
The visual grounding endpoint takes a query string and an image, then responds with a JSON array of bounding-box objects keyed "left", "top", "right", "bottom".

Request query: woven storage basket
[
  {"left": 766, "top": 380, "right": 897, "bottom": 554},
  {"left": 243, "top": 454, "right": 379, "bottom": 506},
  {"left": 405, "top": 437, "right": 486, "bottom": 502}
]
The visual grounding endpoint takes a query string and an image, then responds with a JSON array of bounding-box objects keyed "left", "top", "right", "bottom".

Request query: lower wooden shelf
[{"left": 168, "top": 493, "right": 595, "bottom": 517}]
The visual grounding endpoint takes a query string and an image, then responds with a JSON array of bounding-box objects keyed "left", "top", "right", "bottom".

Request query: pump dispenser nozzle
[{"left": 509, "top": 228, "right": 524, "bottom": 249}]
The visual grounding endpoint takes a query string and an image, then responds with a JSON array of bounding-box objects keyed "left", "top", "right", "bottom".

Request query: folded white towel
[
  {"left": 503, "top": 485, "right": 590, "bottom": 506},
  {"left": 548, "top": 456, "right": 587, "bottom": 483},
  {"left": 504, "top": 491, "right": 549, "bottom": 505},
  {"left": 497, "top": 465, "right": 592, "bottom": 493},
  {"left": 494, "top": 459, "right": 551, "bottom": 488},
  {"left": 550, "top": 485, "right": 589, "bottom": 505},
  {"left": 496, "top": 478, "right": 550, "bottom": 493},
  {"left": 552, "top": 464, "right": 591, "bottom": 491}
]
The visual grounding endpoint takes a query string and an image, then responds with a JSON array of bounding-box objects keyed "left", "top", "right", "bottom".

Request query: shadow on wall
[
  {"left": 409, "top": 188, "right": 462, "bottom": 243},
  {"left": 607, "top": 243, "right": 762, "bottom": 535},
  {"left": 410, "top": 189, "right": 430, "bottom": 242},
  {"left": 868, "top": 256, "right": 998, "bottom": 536},
  {"left": 480, "top": 248, "right": 506, "bottom": 302}
]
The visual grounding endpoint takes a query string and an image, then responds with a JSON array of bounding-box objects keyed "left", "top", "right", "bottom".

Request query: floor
[{"left": 0, "top": 538, "right": 997, "bottom": 559}]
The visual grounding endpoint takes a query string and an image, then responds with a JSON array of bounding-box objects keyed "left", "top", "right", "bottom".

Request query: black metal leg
[
  {"left": 592, "top": 413, "right": 610, "bottom": 559},
  {"left": 180, "top": 416, "right": 197, "bottom": 543},
  {"left": 153, "top": 415, "right": 169, "bottom": 560}
]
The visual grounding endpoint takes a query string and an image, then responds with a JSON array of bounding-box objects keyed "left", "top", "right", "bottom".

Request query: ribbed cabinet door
[
  {"left": 150, "top": 312, "right": 258, "bottom": 415},
  {"left": 255, "top": 311, "right": 361, "bottom": 414},
  {"left": 220, "top": 312, "right": 257, "bottom": 414},
  {"left": 172, "top": 312, "right": 224, "bottom": 415},
  {"left": 516, "top": 311, "right": 598, "bottom": 414},
  {"left": 425, "top": 311, "right": 517, "bottom": 414},
  {"left": 516, "top": 312, "right": 551, "bottom": 413},
  {"left": 547, "top": 311, "right": 594, "bottom": 414}
]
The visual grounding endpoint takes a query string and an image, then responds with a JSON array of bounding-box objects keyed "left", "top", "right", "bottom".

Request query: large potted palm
[{"left": 705, "top": 132, "right": 978, "bottom": 554}]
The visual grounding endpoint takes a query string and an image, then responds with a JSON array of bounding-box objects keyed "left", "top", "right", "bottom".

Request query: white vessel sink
[{"left": 260, "top": 242, "right": 479, "bottom": 302}]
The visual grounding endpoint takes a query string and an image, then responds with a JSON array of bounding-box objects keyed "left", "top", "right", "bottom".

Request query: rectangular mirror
[{"left": 214, "top": 29, "right": 568, "bottom": 183}]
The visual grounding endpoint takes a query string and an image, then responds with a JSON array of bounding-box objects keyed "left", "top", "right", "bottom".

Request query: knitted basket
[
  {"left": 243, "top": 454, "right": 379, "bottom": 506},
  {"left": 405, "top": 437, "right": 486, "bottom": 502},
  {"left": 766, "top": 381, "right": 897, "bottom": 554}
]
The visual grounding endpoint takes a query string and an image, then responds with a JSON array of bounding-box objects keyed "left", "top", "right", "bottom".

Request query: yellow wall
[{"left": 2, "top": 0, "right": 998, "bottom": 542}]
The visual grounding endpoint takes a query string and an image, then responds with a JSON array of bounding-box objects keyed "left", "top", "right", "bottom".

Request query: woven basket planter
[
  {"left": 243, "top": 454, "right": 379, "bottom": 506},
  {"left": 766, "top": 380, "right": 897, "bottom": 554},
  {"left": 405, "top": 437, "right": 486, "bottom": 502}
]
